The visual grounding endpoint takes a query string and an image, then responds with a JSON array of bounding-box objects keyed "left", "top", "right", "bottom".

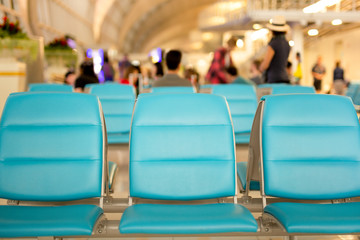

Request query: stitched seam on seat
[
  {"left": 232, "top": 114, "right": 255, "bottom": 117},
  {"left": 104, "top": 114, "right": 132, "bottom": 116},
  {"left": 0, "top": 158, "right": 101, "bottom": 162},
  {"left": 1, "top": 124, "right": 101, "bottom": 128},
  {"left": 264, "top": 125, "right": 357, "bottom": 128},
  {"left": 266, "top": 159, "right": 360, "bottom": 162},
  {"left": 131, "top": 159, "right": 233, "bottom": 162},
  {"left": 132, "top": 124, "right": 232, "bottom": 127}
]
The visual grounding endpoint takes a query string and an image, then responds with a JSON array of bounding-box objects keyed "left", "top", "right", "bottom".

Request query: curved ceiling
[
  {"left": 32, "top": 0, "right": 218, "bottom": 53},
  {"left": 1, "top": 0, "right": 219, "bottom": 53},
  {"left": 95, "top": 0, "right": 219, "bottom": 52},
  {"left": 117, "top": 0, "right": 218, "bottom": 53},
  {"left": 8, "top": 0, "right": 360, "bottom": 53}
]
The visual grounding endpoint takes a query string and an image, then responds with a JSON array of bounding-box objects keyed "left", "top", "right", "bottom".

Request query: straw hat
[{"left": 266, "top": 15, "right": 290, "bottom": 32}]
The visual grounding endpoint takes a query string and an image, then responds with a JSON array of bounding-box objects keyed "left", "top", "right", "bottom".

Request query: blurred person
[
  {"left": 260, "top": 15, "right": 290, "bottom": 84},
  {"left": 293, "top": 52, "right": 302, "bottom": 84},
  {"left": 152, "top": 50, "right": 192, "bottom": 87},
  {"left": 74, "top": 61, "right": 99, "bottom": 92},
  {"left": 333, "top": 60, "right": 344, "bottom": 81},
  {"left": 225, "top": 66, "right": 255, "bottom": 85},
  {"left": 312, "top": 56, "right": 326, "bottom": 92},
  {"left": 120, "top": 65, "right": 140, "bottom": 87},
  {"left": 64, "top": 70, "right": 76, "bottom": 87},
  {"left": 332, "top": 60, "right": 346, "bottom": 95},
  {"left": 118, "top": 54, "right": 131, "bottom": 80},
  {"left": 185, "top": 67, "right": 200, "bottom": 91},
  {"left": 141, "top": 67, "right": 154, "bottom": 88},
  {"left": 153, "top": 61, "right": 164, "bottom": 80},
  {"left": 206, "top": 36, "right": 237, "bottom": 84},
  {"left": 287, "top": 61, "right": 295, "bottom": 84},
  {"left": 102, "top": 55, "right": 114, "bottom": 82},
  {"left": 185, "top": 68, "right": 199, "bottom": 85},
  {"left": 249, "top": 60, "right": 263, "bottom": 85}
]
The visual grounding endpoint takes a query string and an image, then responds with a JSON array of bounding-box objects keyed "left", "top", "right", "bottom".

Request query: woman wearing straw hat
[{"left": 260, "top": 15, "right": 291, "bottom": 84}]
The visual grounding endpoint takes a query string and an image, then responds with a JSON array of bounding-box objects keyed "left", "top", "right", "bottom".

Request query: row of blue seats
[
  {"left": 1, "top": 90, "right": 360, "bottom": 238},
  {"left": 28, "top": 83, "right": 316, "bottom": 145},
  {"left": 27, "top": 83, "right": 317, "bottom": 194}
]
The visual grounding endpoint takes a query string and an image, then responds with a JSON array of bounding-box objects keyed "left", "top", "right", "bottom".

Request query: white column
[
  {"left": 0, "top": 58, "right": 26, "bottom": 116},
  {"left": 291, "top": 24, "right": 305, "bottom": 84}
]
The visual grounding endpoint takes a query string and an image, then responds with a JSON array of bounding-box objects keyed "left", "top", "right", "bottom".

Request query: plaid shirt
[{"left": 206, "top": 47, "right": 233, "bottom": 84}]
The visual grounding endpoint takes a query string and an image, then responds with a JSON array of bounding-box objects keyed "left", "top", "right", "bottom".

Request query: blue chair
[
  {"left": 151, "top": 86, "right": 195, "bottom": 93},
  {"left": 240, "top": 85, "right": 316, "bottom": 192},
  {"left": 259, "top": 94, "right": 360, "bottom": 234},
  {"left": 119, "top": 93, "right": 258, "bottom": 234},
  {"left": 211, "top": 85, "right": 258, "bottom": 192},
  {"left": 88, "top": 84, "right": 135, "bottom": 144},
  {"left": 88, "top": 84, "right": 135, "bottom": 191},
  {"left": 28, "top": 83, "right": 73, "bottom": 92},
  {"left": 0, "top": 92, "right": 105, "bottom": 238},
  {"left": 212, "top": 85, "right": 257, "bottom": 144}
]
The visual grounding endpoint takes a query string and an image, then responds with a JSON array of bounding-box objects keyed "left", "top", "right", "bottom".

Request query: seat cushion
[
  {"left": 235, "top": 133, "right": 250, "bottom": 144},
  {"left": 0, "top": 205, "right": 103, "bottom": 237},
  {"left": 236, "top": 162, "right": 260, "bottom": 191},
  {"left": 119, "top": 203, "right": 258, "bottom": 234},
  {"left": 108, "top": 161, "right": 118, "bottom": 189},
  {"left": 265, "top": 202, "right": 360, "bottom": 234}
]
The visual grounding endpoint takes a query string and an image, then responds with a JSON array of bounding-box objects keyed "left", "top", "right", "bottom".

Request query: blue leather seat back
[
  {"left": 347, "top": 83, "right": 359, "bottom": 97},
  {"left": 271, "top": 85, "right": 315, "bottom": 94},
  {"left": 212, "top": 85, "right": 257, "bottom": 134},
  {"left": 0, "top": 92, "right": 104, "bottom": 201},
  {"left": 262, "top": 94, "right": 360, "bottom": 199},
  {"left": 350, "top": 83, "right": 360, "bottom": 105},
  {"left": 346, "top": 82, "right": 360, "bottom": 100},
  {"left": 28, "top": 83, "right": 73, "bottom": 92},
  {"left": 88, "top": 84, "right": 135, "bottom": 134},
  {"left": 130, "top": 93, "right": 236, "bottom": 200},
  {"left": 151, "top": 87, "right": 195, "bottom": 93}
]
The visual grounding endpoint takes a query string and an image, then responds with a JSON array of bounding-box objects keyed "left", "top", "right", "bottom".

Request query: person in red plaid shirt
[{"left": 206, "top": 36, "right": 237, "bottom": 84}]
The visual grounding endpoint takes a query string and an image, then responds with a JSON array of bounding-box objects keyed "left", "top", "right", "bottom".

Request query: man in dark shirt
[
  {"left": 152, "top": 50, "right": 193, "bottom": 87},
  {"left": 333, "top": 61, "right": 344, "bottom": 81}
]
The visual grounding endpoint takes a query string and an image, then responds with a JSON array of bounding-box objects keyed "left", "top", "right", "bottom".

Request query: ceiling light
[
  {"left": 202, "top": 32, "right": 214, "bottom": 41},
  {"left": 192, "top": 42, "right": 203, "bottom": 50},
  {"left": 289, "top": 40, "right": 295, "bottom": 47},
  {"left": 251, "top": 29, "right": 269, "bottom": 41},
  {"left": 236, "top": 39, "right": 244, "bottom": 48},
  {"left": 252, "top": 23, "right": 262, "bottom": 30},
  {"left": 308, "top": 29, "right": 319, "bottom": 36},
  {"left": 303, "top": 0, "right": 341, "bottom": 13},
  {"left": 131, "top": 60, "right": 140, "bottom": 66},
  {"left": 332, "top": 19, "right": 343, "bottom": 25}
]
